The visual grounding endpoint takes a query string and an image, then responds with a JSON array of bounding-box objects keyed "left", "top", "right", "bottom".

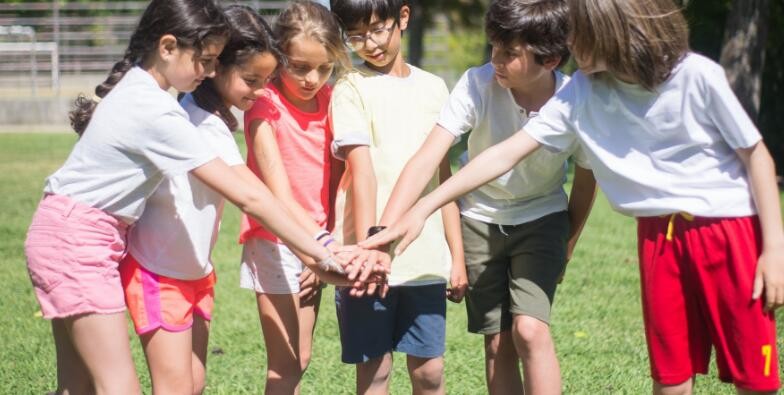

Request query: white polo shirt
[
  {"left": 128, "top": 94, "right": 245, "bottom": 280},
  {"left": 43, "top": 67, "right": 216, "bottom": 223},
  {"left": 525, "top": 53, "right": 760, "bottom": 217},
  {"left": 438, "top": 63, "right": 588, "bottom": 225}
]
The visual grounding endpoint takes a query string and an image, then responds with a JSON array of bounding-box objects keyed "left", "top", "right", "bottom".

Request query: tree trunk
[
  {"left": 407, "top": 0, "right": 425, "bottom": 67},
  {"left": 719, "top": 0, "right": 770, "bottom": 121}
]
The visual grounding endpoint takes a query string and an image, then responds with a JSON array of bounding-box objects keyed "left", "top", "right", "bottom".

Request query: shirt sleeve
[
  {"left": 524, "top": 76, "right": 580, "bottom": 153},
  {"left": 330, "top": 75, "right": 372, "bottom": 160},
  {"left": 702, "top": 62, "right": 762, "bottom": 149},
  {"left": 437, "top": 69, "right": 479, "bottom": 139},
  {"left": 143, "top": 110, "right": 217, "bottom": 176}
]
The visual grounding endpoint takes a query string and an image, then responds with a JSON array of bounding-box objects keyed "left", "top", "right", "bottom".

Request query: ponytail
[{"left": 70, "top": 55, "right": 134, "bottom": 136}]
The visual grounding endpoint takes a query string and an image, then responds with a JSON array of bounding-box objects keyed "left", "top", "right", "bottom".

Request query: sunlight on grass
[{"left": 1, "top": 134, "right": 781, "bottom": 394}]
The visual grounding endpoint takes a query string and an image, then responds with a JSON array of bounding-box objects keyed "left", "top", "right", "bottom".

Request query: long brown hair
[
  {"left": 190, "top": 5, "right": 282, "bottom": 131},
  {"left": 275, "top": 1, "right": 351, "bottom": 76},
  {"left": 568, "top": 0, "right": 689, "bottom": 90}
]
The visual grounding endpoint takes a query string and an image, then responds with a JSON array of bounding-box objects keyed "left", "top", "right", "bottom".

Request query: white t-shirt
[
  {"left": 128, "top": 94, "right": 245, "bottom": 280},
  {"left": 331, "top": 64, "right": 452, "bottom": 286},
  {"left": 44, "top": 67, "right": 216, "bottom": 223},
  {"left": 525, "top": 53, "right": 760, "bottom": 218},
  {"left": 438, "top": 63, "right": 588, "bottom": 225}
]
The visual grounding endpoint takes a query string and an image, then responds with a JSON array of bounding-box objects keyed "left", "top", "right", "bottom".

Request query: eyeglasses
[
  {"left": 344, "top": 23, "right": 397, "bottom": 52},
  {"left": 284, "top": 61, "right": 335, "bottom": 80}
]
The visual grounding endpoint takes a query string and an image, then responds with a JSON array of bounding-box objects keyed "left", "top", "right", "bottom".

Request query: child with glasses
[
  {"left": 239, "top": 1, "right": 358, "bottom": 393},
  {"left": 329, "top": 0, "right": 466, "bottom": 393}
]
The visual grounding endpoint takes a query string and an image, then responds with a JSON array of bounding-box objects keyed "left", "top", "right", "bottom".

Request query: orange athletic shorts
[{"left": 119, "top": 254, "right": 216, "bottom": 335}]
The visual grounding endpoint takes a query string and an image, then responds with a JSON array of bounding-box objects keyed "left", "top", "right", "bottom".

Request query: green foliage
[{"left": 2, "top": 134, "right": 782, "bottom": 394}]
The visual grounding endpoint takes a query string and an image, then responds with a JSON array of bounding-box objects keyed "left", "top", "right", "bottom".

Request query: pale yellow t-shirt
[{"left": 330, "top": 64, "right": 451, "bottom": 286}]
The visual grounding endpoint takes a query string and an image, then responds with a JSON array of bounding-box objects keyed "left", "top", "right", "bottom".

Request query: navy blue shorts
[{"left": 335, "top": 283, "right": 447, "bottom": 364}]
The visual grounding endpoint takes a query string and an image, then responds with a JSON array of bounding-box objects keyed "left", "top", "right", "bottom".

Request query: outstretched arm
[
  {"left": 363, "top": 129, "right": 542, "bottom": 254},
  {"left": 378, "top": 126, "right": 455, "bottom": 226},
  {"left": 736, "top": 141, "right": 784, "bottom": 311}
]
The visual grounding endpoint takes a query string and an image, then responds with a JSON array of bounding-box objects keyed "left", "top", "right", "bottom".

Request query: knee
[
  {"left": 512, "top": 316, "right": 552, "bottom": 352},
  {"left": 299, "top": 349, "right": 312, "bottom": 373},
  {"left": 192, "top": 371, "right": 206, "bottom": 395},
  {"left": 410, "top": 360, "right": 444, "bottom": 391}
]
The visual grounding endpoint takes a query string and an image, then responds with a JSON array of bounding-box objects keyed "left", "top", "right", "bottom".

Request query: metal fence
[{"left": 0, "top": 1, "right": 455, "bottom": 99}]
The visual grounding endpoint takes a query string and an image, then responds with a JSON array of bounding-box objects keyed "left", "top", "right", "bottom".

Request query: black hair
[
  {"left": 190, "top": 4, "right": 282, "bottom": 131},
  {"left": 330, "top": 0, "right": 407, "bottom": 30},
  {"left": 69, "top": 0, "right": 229, "bottom": 136},
  {"left": 485, "top": 0, "right": 570, "bottom": 68}
]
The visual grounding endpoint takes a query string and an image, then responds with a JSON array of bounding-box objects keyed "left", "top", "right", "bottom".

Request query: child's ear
[
  {"left": 398, "top": 5, "right": 410, "bottom": 31},
  {"left": 158, "top": 34, "right": 179, "bottom": 60},
  {"left": 542, "top": 55, "right": 561, "bottom": 71}
]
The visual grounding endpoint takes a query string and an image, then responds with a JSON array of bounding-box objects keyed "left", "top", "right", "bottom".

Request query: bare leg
[
  {"left": 297, "top": 288, "right": 322, "bottom": 373},
  {"left": 512, "top": 314, "right": 561, "bottom": 395},
  {"left": 191, "top": 317, "right": 210, "bottom": 395},
  {"left": 484, "top": 331, "right": 523, "bottom": 395},
  {"left": 257, "top": 293, "right": 303, "bottom": 395},
  {"left": 66, "top": 312, "right": 140, "bottom": 395},
  {"left": 51, "top": 319, "right": 93, "bottom": 395},
  {"left": 407, "top": 356, "right": 445, "bottom": 395},
  {"left": 140, "top": 327, "right": 194, "bottom": 395},
  {"left": 356, "top": 353, "right": 393, "bottom": 395},
  {"left": 653, "top": 378, "right": 693, "bottom": 395}
]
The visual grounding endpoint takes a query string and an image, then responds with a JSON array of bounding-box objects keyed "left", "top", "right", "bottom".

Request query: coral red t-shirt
[{"left": 239, "top": 83, "right": 333, "bottom": 244}]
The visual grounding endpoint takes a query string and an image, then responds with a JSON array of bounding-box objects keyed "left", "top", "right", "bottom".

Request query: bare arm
[
  {"left": 736, "top": 141, "right": 784, "bottom": 310},
  {"left": 566, "top": 165, "right": 597, "bottom": 261},
  {"left": 439, "top": 156, "right": 467, "bottom": 303},
  {"left": 230, "top": 163, "right": 350, "bottom": 285},
  {"left": 191, "top": 158, "right": 329, "bottom": 262},
  {"left": 378, "top": 126, "right": 456, "bottom": 226},
  {"left": 363, "top": 129, "right": 542, "bottom": 254},
  {"left": 248, "top": 119, "right": 327, "bottom": 237},
  {"left": 345, "top": 145, "right": 377, "bottom": 242}
]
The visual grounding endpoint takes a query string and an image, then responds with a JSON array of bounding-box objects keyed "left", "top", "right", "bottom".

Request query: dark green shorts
[{"left": 461, "top": 211, "right": 569, "bottom": 334}]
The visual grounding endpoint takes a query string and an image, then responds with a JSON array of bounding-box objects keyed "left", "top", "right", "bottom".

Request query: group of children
[{"left": 23, "top": 0, "right": 782, "bottom": 394}]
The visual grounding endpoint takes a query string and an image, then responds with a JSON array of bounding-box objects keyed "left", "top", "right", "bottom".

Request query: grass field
[{"left": 1, "top": 133, "right": 782, "bottom": 394}]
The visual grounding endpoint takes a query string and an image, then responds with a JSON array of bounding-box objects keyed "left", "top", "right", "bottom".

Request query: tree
[
  {"left": 718, "top": 0, "right": 771, "bottom": 120},
  {"left": 406, "top": 0, "right": 487, "bottom": 66}
]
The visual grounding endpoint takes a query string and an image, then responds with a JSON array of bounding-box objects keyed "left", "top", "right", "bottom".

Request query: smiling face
[
  {"left": 490, "top": 41, "right": 552, "bottom": 91},
  {"left": 277, "top": 34, "right": 334, "bottom": 108},
  {"left": 345, "top": 8, "right": 408, "bottom": 73},
  {"left": 214, "top": 52, "right": 278, "bottom": 111}
]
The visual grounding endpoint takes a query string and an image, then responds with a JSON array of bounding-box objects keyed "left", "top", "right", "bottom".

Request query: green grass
[{"left": 1, "top": 133, "right": 781, "bottom": 394}]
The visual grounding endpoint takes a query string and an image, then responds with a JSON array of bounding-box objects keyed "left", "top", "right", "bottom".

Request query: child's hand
[
  {"left": 298, "top": 268, "right": 322, "bottom": 303},
  {"left": 345, "top": 249, "right": 390, "bottom": 298},
  {"left": 753, "top": 245, "right": 784, "bottom": 311},
  {"left": 361, "top": 204, "right": 429, "bottom": 256},
  {"left": 447, "top": 260, "right": 467, "bottom": 303}
]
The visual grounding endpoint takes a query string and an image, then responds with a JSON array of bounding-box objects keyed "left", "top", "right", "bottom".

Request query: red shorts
[
  {"left": 637, "top": 214, "right": 779, "bottom": 391},
  {"left": 119, "top": 254, "right": 216, "bottom": 335}
]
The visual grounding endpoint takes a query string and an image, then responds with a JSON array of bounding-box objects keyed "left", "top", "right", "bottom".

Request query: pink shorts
[
  {"left": 24, "top": 194, "right": 128, "bottom": 319},
  {"left": 120, "top": 254, "right": 215, "bottom": 335},
  {"left": 638, "top": 215, "right": 779, "bottom": 392}
]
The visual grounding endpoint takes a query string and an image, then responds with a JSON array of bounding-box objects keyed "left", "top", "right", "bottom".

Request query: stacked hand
[{"left": 310, "top": 244, "right": 391, "bottom": 297}]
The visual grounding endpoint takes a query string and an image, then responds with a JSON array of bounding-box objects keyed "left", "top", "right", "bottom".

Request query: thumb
[
  {"left": 394, "top": 232, "right": 415, "bottom": 256},
  {"left": 360, "top": 229, "right": 395, "bottom": 249},
  {"left": 752, "top": 266, "right": 764, "bottom": 300}
]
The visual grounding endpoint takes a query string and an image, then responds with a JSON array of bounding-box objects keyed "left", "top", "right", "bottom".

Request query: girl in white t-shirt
[
  {"left": 24, "top": 1, "right": 359, "bottom": 393},
  {"left": 366, "top": 0, "right": 784, "bottom": 394},
  {"left": 239, "top": 2, "right": 352, "bottom": 392},
  {"left": 117, "top": 6, "right": 315, "bottom": 393}
]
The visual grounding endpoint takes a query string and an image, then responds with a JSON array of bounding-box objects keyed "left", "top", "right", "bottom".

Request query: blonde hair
[
  {"left": 274, "top": 1, "right": 351, "bottom": 76},
  {"left": 568, "top": 0, "right": 689, "bottom": 90}
]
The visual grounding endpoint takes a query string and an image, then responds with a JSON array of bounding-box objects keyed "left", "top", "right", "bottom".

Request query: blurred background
[{"left": 1, "top": 0, "right": 782, "bottom": 171}]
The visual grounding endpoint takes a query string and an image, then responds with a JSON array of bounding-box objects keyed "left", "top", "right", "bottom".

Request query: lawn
[{"left": 0, "top": 133, "right": 781, "bottom": 394}]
